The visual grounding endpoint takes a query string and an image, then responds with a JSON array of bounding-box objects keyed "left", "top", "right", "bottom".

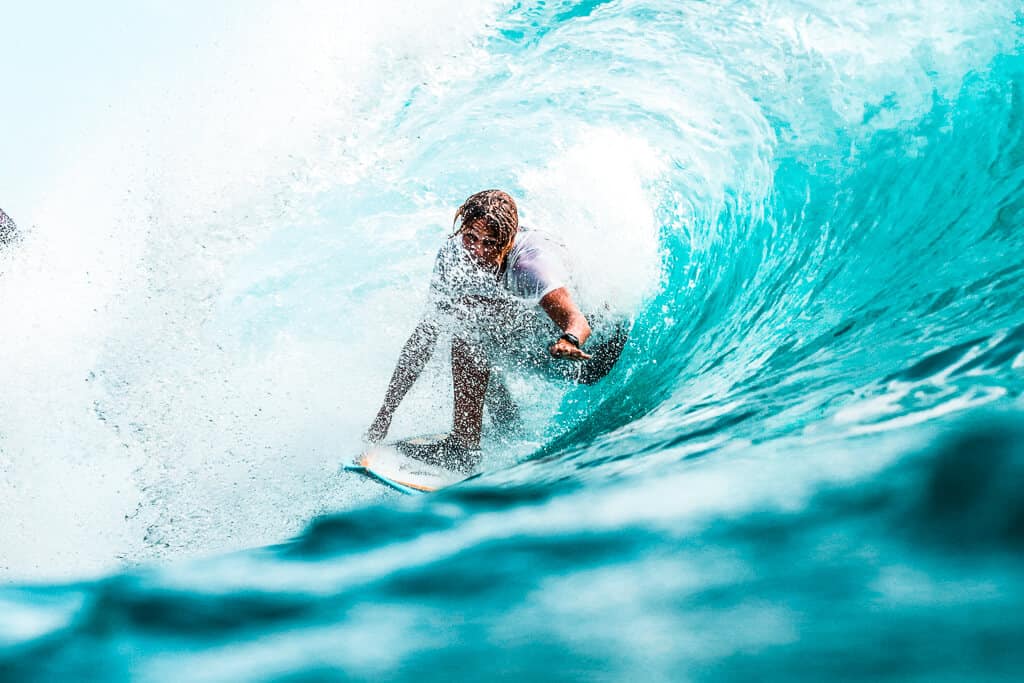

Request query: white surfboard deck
[{"left": 345, "top": 434, "right": 471, "bottom": 494}]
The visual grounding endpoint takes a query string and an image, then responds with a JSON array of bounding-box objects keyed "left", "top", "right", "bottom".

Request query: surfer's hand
[{"left": 549, "top": 338, "right": 592, "bottom": 361}]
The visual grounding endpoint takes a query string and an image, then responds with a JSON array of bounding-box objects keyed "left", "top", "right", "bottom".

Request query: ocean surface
[{"left": 2, "top": 1, "right": 1024, "bottom": 680}]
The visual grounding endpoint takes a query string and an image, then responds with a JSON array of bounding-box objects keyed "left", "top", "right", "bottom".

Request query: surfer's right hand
[{"left": 549, "top": 337, "right": 592, "bottom": 361}]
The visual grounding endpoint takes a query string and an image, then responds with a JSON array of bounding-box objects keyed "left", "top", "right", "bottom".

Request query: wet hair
[{"left": 452, "top": 190, "right": 519, "bottom": 261}]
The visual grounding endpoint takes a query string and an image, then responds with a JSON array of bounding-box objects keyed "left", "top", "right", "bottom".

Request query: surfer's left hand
[{"left": 549, "top": 338, "right": 592, "bottom": 361}]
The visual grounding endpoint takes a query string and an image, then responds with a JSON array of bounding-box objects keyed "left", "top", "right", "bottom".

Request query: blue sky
[{"left": 0, "top": 2, "right": 251, "bottom": 220}]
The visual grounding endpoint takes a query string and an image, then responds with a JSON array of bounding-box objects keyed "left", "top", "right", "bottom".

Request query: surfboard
[{"left": 344, "top": 434, "right": 475, "bottom": 494}]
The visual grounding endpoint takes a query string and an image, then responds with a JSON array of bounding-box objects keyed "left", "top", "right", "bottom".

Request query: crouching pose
[{"left": 367, "top": 190, "right": 628, "bottom": 470}]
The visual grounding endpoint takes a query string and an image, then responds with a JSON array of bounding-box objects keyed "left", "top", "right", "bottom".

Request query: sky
[{"left": 0, "top": 2, "right": 251, "bottom": 221}]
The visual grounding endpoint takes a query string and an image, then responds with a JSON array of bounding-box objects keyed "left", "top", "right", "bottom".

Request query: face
[{"left": 460, "top": 219, "right": 505, "bottom": 269}]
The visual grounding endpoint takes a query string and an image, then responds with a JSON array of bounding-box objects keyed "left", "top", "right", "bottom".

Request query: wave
[{"left": 2, "top": 1, "right": 1024, "bottom": 677}]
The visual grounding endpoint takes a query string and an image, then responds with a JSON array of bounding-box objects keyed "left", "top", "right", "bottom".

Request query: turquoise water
[{"left": 2, "top": 1, "right": 1024, "bottom": 679}]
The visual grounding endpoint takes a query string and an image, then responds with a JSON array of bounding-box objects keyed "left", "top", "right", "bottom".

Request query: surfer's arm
[
  {"left": 367, "top": 319, "right": 441, "bottom": 442},
  {"left": 540, "top": 287, "right": 593, "bottom": 361}
]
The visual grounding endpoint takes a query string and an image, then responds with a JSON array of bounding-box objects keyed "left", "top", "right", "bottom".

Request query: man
[{"left": 366, "top": 190, "right": 627, "bottom": 471}]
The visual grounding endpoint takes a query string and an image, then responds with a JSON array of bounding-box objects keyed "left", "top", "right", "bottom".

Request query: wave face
[{"left": 3, "top": 0, "right": 1024, "bottom": 679}]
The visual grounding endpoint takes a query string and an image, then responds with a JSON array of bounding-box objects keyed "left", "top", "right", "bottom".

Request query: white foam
[
  {"left": 519, "top": 127, "right": 665, "bottom": 318},
  {"left": 0, "top": 0, "right": 505, "bottom": 582}
]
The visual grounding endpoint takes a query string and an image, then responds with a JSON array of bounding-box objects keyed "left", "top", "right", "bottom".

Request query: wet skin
[{"left": 368, "top": 220, "right": 593, "bottom": 452}]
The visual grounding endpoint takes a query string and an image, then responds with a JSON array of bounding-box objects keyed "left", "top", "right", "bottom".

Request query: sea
[{"left": 1, "top": 1, "right": 1023, "bottom": 680}]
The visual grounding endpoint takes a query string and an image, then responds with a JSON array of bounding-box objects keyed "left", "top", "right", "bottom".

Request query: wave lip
[{"left": 2, "top": 2, "right": 1024, "bottom": 678}]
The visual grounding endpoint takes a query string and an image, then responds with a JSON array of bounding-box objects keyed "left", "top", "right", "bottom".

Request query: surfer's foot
[
  {"left": 440, "top": 437, "right": 482, "bottom": 474},
  {"left": 402, "top": 437, "right": 482, "bottom": 474}
]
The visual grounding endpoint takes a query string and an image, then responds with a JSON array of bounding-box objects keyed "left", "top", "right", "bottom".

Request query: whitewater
[{"left": 1, "top": 0, "right": 1023, "bottom": 679}]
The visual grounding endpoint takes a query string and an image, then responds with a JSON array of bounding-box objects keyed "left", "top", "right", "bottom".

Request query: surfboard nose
[{"left": 347, "top": 434, "right": 474, "bottom": 494}]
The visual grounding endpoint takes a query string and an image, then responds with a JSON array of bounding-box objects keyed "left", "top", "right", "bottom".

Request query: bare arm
[
  {"left": 366, "top": 318, "right": 441, "bottom": 442},
  {"left": 540, "top": 287, "right": 592, "bottom": 361}
]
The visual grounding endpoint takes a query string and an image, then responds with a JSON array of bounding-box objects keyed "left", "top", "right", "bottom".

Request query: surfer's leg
[
  {"left": 451, "top": 335, "right": 489, "bottom": 453},
  {"left": 485, "top": 368, "right": 521, "bottom": 430}
]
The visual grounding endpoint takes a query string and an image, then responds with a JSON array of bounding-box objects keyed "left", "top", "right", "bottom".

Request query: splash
[{"left": 0, "top": 7, "right": 1023, "bottom": 680}]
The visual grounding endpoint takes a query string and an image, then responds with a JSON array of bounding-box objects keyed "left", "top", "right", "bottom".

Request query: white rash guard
[
  {"left": 424, "top": 225, "right": 627, "bottom": 383},
  {"left": 427, "top": 226, "right": 570, "bottom": 312}
]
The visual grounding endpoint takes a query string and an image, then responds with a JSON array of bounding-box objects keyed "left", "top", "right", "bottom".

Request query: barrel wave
[{"left": 2, "top": 1, "right": 1024, "bottom": 680}]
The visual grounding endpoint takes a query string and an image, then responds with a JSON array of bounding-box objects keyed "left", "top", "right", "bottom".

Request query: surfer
[{"left": 366, "top": 190, "right": 628, "bottom": 470}]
